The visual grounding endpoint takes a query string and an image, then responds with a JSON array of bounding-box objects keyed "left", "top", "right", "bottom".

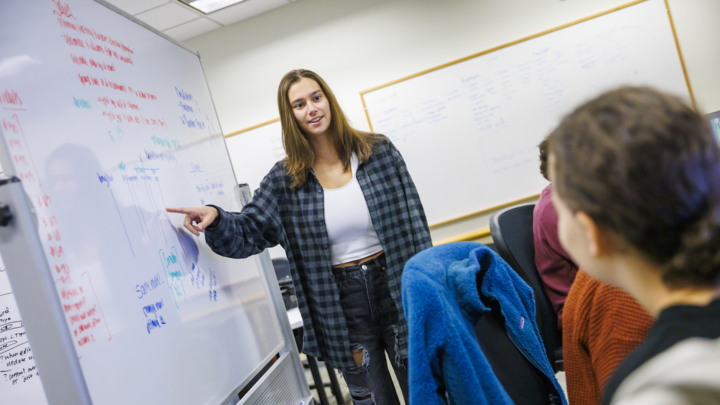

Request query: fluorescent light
[{"left": 179, "top": 0, "right": 248, "bottom": 14}]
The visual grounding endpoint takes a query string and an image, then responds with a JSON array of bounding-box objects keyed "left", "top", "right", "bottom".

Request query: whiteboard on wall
[
  {"left": 225, "top": 119, "right": 285, "bottom": 194},
  {"left": 225, "top": 120, "right": 288, "bottom": 260},
  {"left": 361, "top": 0, "right": 693, "bottom": 226},
  {"left": 0, "top": 1, "right": 284, "bottom": 404}
]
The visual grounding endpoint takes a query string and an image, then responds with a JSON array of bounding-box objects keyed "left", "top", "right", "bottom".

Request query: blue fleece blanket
[{"left": 402, "top": 242, "right": 567, "bottom": 405}]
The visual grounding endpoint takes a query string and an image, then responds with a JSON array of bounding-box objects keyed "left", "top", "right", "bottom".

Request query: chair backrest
[
  {"left": 489, "top": 204, "right": 561, "bottom": 367},
  {"left": 475, "top": 297, "right": 552, "bottom": 405}
]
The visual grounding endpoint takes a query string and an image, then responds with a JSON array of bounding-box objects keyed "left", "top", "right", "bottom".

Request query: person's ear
[{"left": 575, "top": 211, "right": 613, "bottom": 257}]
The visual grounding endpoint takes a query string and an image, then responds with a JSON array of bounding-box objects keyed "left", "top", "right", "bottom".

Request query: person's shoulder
[
  {"left": 612, "top": 337, "right": 720, "bottom": 405},
  {"left": 571, "top": 269, "right": 597, "bottom": 292},
  {"left": 571, "top": 271, "right": 611, "bottom": 312},
  {"left": 370, "top": 134, "right": 404, "bottom": 160},
  {"left": 573, "top": 271, "right": 652, "bottom": 341},
  {"left": 269, "top": 159, "right": 288, "bottom": 173},
  {"left": 262, "top": 160, "right": 292, "bottom": 187},
  {"left": 369, "top": 133, "right": 391, "bottom": 150},
  {"left": 536, "top": 184, "right": 553, "bottom": 208},
  {"left": 360, "top": 134, "right": 390, "bottom": 163},
  {"left": 566, "top": 270, "right": 597, "bottom": 308},
  {"left": 534, "top": 185, "right": 558, "bottom": 224}
]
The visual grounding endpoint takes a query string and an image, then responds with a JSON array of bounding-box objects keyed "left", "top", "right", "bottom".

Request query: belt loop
[{"left": 342, "top": 269, "right": 348, "bottom": 288}]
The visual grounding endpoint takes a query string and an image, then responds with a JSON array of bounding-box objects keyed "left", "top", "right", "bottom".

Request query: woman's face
[{"left": 287, "top": 77, "right": 332, "bottom": 139}]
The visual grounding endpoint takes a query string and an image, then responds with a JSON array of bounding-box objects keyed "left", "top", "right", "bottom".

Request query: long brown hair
[
  {"left": 277, "top": 69, "right": 381, "bottom": 188},
  {"left": 549, "top": 87, "right": 720, "bottom": 289}
]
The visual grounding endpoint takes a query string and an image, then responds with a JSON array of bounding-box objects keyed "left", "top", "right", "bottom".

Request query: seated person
[
  {"left": 536, "top": 135, "right": 654, "bottom": 405},
  {"left": 563, "top": 270, "right": 653, "bottom": 405},
  {"left": 548, "top": 86, "right": 720, "bottom": 405},
  {"left": 533, "top": 136, "right": 578, "bottom": 329}
]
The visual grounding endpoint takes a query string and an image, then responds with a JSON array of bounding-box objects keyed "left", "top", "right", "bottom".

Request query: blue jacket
[{"left": 402, "top": 242, "right": 567, "bottom": 405}]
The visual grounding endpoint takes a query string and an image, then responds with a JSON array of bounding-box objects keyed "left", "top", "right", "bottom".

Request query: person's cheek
[
  {"left": 558, "top": 212, "right": 582, "bottom": 262},
  {"left": 557, "top": 215, "right": 572, "bottom": 253}
]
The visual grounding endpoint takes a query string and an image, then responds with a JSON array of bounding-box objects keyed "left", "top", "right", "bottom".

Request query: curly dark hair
[
  {"left": 549, "top": 87, "right": 720, "bottom": 289},
  {"left": 539, "top": 136, "right": 549, "bottom": 180}
]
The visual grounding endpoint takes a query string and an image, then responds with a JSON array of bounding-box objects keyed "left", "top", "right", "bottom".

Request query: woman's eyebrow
[{"left": 291, "top": 90, "right": 321, "bottom": 105}]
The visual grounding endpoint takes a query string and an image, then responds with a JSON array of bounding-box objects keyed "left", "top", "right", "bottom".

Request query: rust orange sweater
[{"left": 563, "top": 270, "right": 654, "bottom": 405}]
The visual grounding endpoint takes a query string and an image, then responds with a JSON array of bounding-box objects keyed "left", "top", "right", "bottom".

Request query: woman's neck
[
  {"left": 308, "top": 131, "right": 340, "bottom": 166},
  {"left": 616, "top": 254, "right": 720, "bottom": 317}
]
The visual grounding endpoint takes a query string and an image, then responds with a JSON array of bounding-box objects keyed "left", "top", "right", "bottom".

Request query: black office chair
[
  {"left": 474, "top": 264, "right": 554, "bottom": 404},
  {"left": 489, "top": 204, "right": 563, "bottom": 372}
]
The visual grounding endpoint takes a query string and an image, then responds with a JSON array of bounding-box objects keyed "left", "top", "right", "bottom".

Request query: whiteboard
[
  {"left": 225, "top": 119, "right": 285, "bottom": 194},
  {"left": 0, "top": 1, "right": 284, "bottom": 404},
  {"left": 224, "top": 121, "right": 289, "bottom": 260},
  {"left": 0, "top": 165, "right": 47, "bottom": 405},
  {"left": 0, "top": 254, "right": 49, "bottom": 405},
  {"left": 362, "top": 0, "right": 692, "bottom": 225}
]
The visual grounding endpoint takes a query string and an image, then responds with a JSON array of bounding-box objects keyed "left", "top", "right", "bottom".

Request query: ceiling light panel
[{"left": 179, "top": 0, "right": 248, "bottom": 14}]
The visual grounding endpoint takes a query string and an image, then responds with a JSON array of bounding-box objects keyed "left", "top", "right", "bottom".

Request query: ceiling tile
[
  {"left": 164, "top": 18, "right": 222, "bottom": 41},
  {"left": 105, "top": 0, "right": 169, "bottom": 16},
  {"left": 208, "top": 0, "right": 288, "bottom": 26},
  {"left": 135, "top": 3, "right": 201, "bottom": 31}
]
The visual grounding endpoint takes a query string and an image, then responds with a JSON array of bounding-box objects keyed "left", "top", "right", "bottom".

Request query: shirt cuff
[{"left": 205, "top": 205, "right": 224, "bottom": 230}]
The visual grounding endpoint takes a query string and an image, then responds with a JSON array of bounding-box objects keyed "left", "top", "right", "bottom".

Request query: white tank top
[{"left": 323, "top": 153, "right": 383, "bottom": 266}]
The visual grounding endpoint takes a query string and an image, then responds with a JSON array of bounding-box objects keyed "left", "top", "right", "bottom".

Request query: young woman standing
[
  {"left": 168, "top": 69, "right": 432, "bottom": 404},
  {"left": 548, "top": 87, "right": 720, "bottom": 404}
]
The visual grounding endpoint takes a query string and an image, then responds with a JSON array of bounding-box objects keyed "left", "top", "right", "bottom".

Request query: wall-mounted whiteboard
[
  {"left": 224, "top": 121, "right": 290, "bottom": 261},
  {"left": 0, "top": 1, "right": 284, "bottom": 404},
  {"left": 361, "top": 0, "right": 693, "bottom": 226},
  {"left": 225, "top": 119, "right": 284, "bottom": 194}
]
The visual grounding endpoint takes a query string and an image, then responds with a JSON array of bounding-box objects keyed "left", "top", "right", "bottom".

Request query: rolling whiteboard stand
[
  {"left": 236, "top": 183, "right": 253, "bottom": 207},
  {"left": 0, "top": 175, "right": 93, "bottom": 405},
  {"left": 234, "top": 187, "right": 311, "bottom": 404},
  {"left": 0, "top": 0, "right": 312, "bottom": 403},
  {"left": 0, "top": 172, "right": 312, "bottom": 405},
  {"left": 243, "top": 250, "right": 312, "bottom": 405}
]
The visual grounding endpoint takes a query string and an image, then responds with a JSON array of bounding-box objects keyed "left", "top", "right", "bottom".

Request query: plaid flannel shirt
[{"left": 205, "top": 137, "right": 432, "bottom": 371}]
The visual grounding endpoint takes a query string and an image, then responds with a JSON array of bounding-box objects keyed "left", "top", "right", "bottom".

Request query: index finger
[{"left": 166, "top": 207, "right": 194, "bottom": 214}]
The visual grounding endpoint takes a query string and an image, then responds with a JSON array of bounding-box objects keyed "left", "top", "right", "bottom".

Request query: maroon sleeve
[{"left": 533, "top": 187, "right": 579, "bottom": 328}]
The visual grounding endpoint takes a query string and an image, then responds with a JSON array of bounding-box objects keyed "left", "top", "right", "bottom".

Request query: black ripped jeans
[{"left": 333, "top": 254, "right": 409, "bottom": 405}]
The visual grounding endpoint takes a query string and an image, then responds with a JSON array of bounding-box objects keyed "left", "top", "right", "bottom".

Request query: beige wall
[{"left": 186, "top": 0, "right": 720, "bottom": 245}]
